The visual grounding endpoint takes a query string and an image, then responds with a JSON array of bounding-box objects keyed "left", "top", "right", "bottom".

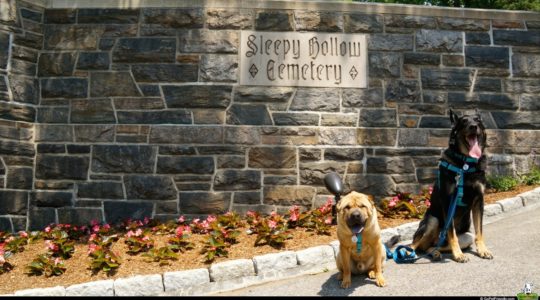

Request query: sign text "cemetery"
[{"left": 240, "top": 31, "right": 367, "bottom": 88}]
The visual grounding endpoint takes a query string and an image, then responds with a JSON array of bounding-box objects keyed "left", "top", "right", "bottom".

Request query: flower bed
[{"left": 0, "top": 182, "right": 539, "bottom": 295}]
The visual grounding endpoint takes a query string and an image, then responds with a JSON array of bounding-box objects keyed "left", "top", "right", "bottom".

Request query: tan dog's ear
[
  {"left": 367, "top": 195, "right": 375, "bottom": 206},
  {"left": 336, "top": 193, "right": 349, "bottom": 212}
]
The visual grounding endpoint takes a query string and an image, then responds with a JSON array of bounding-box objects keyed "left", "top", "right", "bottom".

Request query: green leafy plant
[
  {"left": 43, "top": 229, "right": 75, "bottom": 259},
  {"left": 124, "top": 228, "right": 155, "bottom": 255},
  {"left": 87, "top": 233, "right": 121, "bottom": 275},
  {"left": 200, "top": 217, "right": 241, "bottom": 263},
  {"left": 378, "top": 187, "right": 432, "bottom": 219},
  {"left": 142, "top": 246, "right": 178, "bottom": 266},
  {"left": 25, "top": 254, "right": 67, "bottom": 277},
  {"left": 287, "top": 198, "right": 334, "bottom": 235},
  {"left": 246, "top": 211, "right": 292, "bottom": 249},
  {"left": 2, "top": 231, "right": 29, "bottom": 254},
  {"left": 487, "top": 175, "right": 520, "bottom": 192},
  {"left": 521, "top": 166, "right": 540, "bottom": 186},
  {"left": 0, "top": 245, "right": 14, "bottom": 274},
  {"left": 168, "top": 225, "right": 194, "bottom": 253}
]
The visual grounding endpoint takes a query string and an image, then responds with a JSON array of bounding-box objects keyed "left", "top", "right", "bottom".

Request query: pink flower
[
  {"left": 103, "top": 224, "right": 111, "bottom": 230},
  {"left": 89, "top": 233, "right": 97, "bottom": 242},
  {"left": 143, "top": 217, "right": 150, "bottom": 225},
  {"left": 92, "top": 224, "right": 100, "bottom": 233},
  {"left": 409, "top": 199, "right": 414, "bottom": 204},
  {"left": 45, "top": 240, "right": 58, "bottom": 252},
  {"left": 0, "top": 255, "right": 5, "bottom": 264},
  {"left": 54, "top": 257, "right": 62, "bottom": 266},
  {"left": 289, "top": 206, "right": 299, "bottom": 222},
  {"left": 425, "top": 200, "right": 431, "bottom": 208},
  {"left": 126, "top": 230, "right": 135, "bottom": 238},
  {"left": 325, "top": 216, "right": 333, "bottom": 225},
  {"left": 246, "top": 211, "right": 256, "bottom": 218},
  {"left": 268, "top": 220, "right": 277, "bottom": 229},
  {"left": 44, "top": 226, "right": 51, "bottom": 233},
  {"left": 428, "top": 186, "right": 433, "bottom": 195},
  {"left": 178, "top": 216, "right": 185, "bottom": 223},
  {"left": 5, "top": 236, "right": 14, "bottom": 243},
  {"left": 142, "top": 236, "right": 150, "bottom": 242},
  {"left": 388, "top": 196, "right": 398, "bottom": 208},
  {"left": 206, "top": 215, "right": 217, "bottom": 223},
  {"left": 87, "top": 243, "right": 100, "bottom": 255},
  {"left": 19, "top": 231, "right": 28, "bottom": 238},
  {"left": 90, "top": 220, "right": 99, "bottom": 227}
]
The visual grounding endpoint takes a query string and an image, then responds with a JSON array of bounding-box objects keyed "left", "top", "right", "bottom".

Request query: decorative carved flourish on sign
[
  {"left": 240, "top": 31, "right": 368, "bottom": 88},
  {"left": 249, "top": 64, "right": 258, "bottom": 78}
]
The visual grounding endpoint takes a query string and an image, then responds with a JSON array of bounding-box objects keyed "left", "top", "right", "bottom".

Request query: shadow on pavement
[{"left": 318, "top": 273, "right": 379, "bottom": 296}]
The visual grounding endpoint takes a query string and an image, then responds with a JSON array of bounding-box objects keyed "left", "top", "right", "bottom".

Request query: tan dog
[{"left": 336, "top": 191, "right": 388, "bottom": 288}]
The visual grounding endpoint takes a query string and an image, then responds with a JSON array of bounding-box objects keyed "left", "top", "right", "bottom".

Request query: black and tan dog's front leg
[
  {"left": 472, "top": 201, "right": 493, "bottom": 259},
  {"left": 447, "top": 224, "right": 469, "bottom": 263}
]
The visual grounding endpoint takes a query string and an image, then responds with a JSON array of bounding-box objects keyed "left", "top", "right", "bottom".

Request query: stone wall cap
[{"left": 44, "top": 0, "right": 540, "bottom": 21}]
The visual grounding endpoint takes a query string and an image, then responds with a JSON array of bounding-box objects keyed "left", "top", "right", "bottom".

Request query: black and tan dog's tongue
[{"left": 468, "top": 136, "right": 482, "bottom": 159}]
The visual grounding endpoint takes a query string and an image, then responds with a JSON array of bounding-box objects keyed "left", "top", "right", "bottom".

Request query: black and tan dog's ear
[
  {"left": 474, "top": 108, "right": 482, "bottom": 120},
  {"left": 449, "top": 109, "right": 459, "bottom": 126}
]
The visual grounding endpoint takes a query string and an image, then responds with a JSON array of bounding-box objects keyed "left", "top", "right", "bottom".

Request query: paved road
[{"left": 214, "top": 204, "right": 540, "bottom": 297}]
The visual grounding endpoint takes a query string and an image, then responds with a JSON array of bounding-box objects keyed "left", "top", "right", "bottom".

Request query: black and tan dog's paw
[
  {"left": 478, "top": 249, "right": 493, "bottom": 259},
  {"left": 453, "top": 253, "right": 469, "bottom": 263}
]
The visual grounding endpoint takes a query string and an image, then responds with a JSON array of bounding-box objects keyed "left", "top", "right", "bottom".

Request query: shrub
[
  {"left": 87, "top": 232, "right": 121, "bottom": 275},
  {"left": 0, "top": 245, "right": 14, "bottom": 274},
  {"left": 142, "top": 246, "right": 178, "bottom": 266},
  {"left": 168, "top": 225, "right": 194, "bottom": 253},
  {"left": 246, "top": 211, "right": 292, "bottom": 249},
  {"left": 124, "top": 228, "right": 155, "bottom": 255},
  {"left": 287, "top": 198, "right": 334, "bottom": 235},
  {"left": 521, "top": 166, "right": 540, "bottom": 186},
  {"left": 487, "top": 175, "right": 520, "bottom": 192},
  {"left": 378, "top": 187, "right": 432, "bottom": 219},
  {"left": 25, "top": 254, "right": 66, "bottom": 277}
]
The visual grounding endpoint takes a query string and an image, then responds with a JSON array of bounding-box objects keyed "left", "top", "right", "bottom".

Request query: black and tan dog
[
  {"left": 336, "top": 191, "right": 397, "bottom": 288},
  {"left": 410, "top": 110, "right": 493, "bottom": 263}
]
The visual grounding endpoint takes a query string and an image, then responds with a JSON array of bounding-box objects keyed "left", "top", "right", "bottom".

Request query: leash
[{"left": 384, "top": 155, "right": 479, "bottom": 264}]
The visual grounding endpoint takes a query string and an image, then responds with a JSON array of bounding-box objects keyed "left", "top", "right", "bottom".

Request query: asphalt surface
[{"left": 214, "top": 203, "right": 540, "bottom": 297}]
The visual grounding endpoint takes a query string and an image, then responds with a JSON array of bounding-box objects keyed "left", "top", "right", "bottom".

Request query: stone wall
[{"left": 1, "top": 0, "right": 539, "bottom": 231}]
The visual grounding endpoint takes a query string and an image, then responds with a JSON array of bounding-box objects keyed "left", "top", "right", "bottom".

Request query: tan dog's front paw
[
  {"left": 454, "top": 253, "right": 469, "bottom": 263},
  {"left": 340, "top": 279, "right": 352, "bottom": 289},
  {"left": 368, "top": 270, "right": 376, "bottom": 279},
  {"left": 478, "top": 249, "right": 493, "bottom": 259},
  {"left": 375, "top": 275, "right": 386, "bottom": 287}
]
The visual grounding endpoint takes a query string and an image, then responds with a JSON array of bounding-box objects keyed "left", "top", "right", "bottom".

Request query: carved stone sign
[{"left": 240, "top": 31, "right": 367, "bottom": 88}]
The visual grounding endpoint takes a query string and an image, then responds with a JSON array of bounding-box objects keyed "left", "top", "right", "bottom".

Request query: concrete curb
[{"left": 4, "top": 187, "right": 540, "bottom": 296}]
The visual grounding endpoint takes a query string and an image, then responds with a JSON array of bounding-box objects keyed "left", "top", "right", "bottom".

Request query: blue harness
[{"left": 380, "top": 154, "right": 479, "bottom": 264}]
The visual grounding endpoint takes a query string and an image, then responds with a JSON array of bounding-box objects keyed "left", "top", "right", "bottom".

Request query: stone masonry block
[
  {"left": 497, "top": 196, "right": 524, "bottom": 212},
  {"left": 296, "top": 245, "right": 335, "bottom": 267},
  {"left": 14, "top": 286, "right": 66, "bottom": 296},
  {"left": 65, "top": 280, "right": 114, "bottom": 296},
  {"left": 163, "top": 269, "right": 210, "bottom": 294},
  {"left": 483, "top": 203, "right": 503, "bottom": 217},
  {"left": 253, "top": 251, "right": 298, "bottom": 276},
  {"left": 209, "top": 259, "right": 255, "bottom": 282},
  {"left": 114, "top": 274, "right": 164, "bottom": 296},
  {"left": 395, "top": 221, "right": 420, "bottom": 241},
  {"left": 520, "top": 188, "right": 540, "bottom": 206}
]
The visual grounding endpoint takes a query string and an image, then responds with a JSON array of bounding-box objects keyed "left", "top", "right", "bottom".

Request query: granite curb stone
[{"left": 3, "top": 187, "right": 539, "bottom": 297}]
